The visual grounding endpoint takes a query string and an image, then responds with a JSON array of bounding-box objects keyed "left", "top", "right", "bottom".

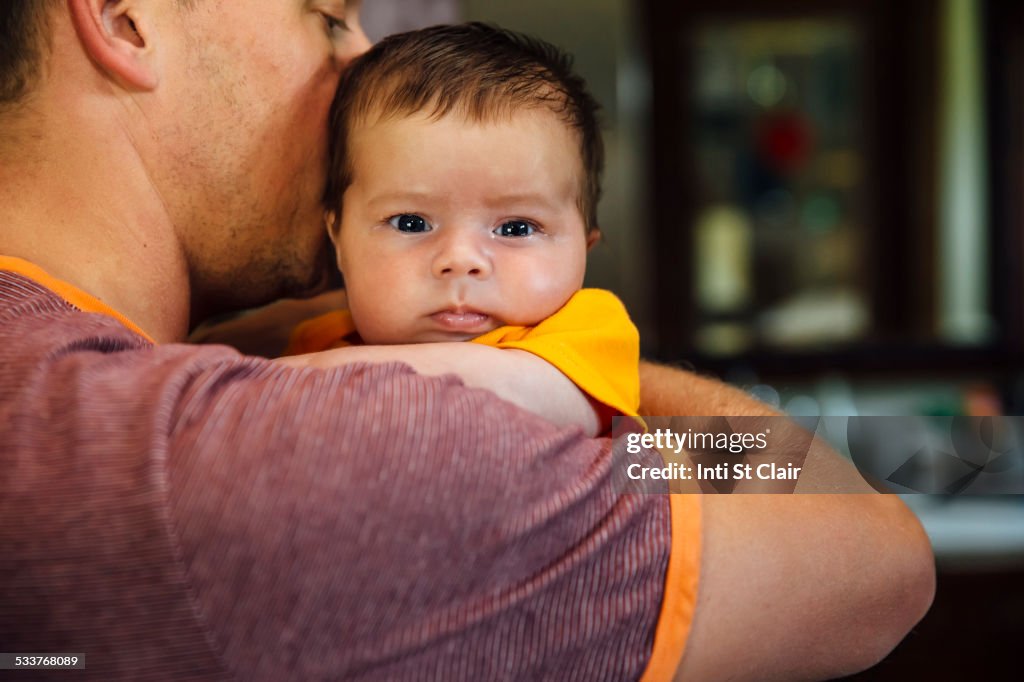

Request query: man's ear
[
  {"left": 586, "top": 228, "right": 602, "bottom": 252},
  {"left": 68, "top": 0, "right": 159, "bottom": 90}
]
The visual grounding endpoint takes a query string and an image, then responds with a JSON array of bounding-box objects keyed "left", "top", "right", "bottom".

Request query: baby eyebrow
[
  {"left": 363, "top": 191, "right": 438, "bottom": 208},
  {"left": 363, "top": 191, "right": 566, "bottom": 215},
  {"left": 481, "top": 193, "right": 565, "bottom": 212}
]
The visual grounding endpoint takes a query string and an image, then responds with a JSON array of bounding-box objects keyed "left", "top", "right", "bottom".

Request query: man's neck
[{"left": 0, "top": 110, "right": 191, "bottom": 343}]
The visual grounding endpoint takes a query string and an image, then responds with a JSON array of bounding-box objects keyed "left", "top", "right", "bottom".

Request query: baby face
[{"left": 333, "top": 108, "right": 594, "bottom": 344}]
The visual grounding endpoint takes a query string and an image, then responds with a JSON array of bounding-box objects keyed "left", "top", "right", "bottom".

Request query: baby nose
[{"left": 432, "top": 235, "right": 492, "bottom": 279}]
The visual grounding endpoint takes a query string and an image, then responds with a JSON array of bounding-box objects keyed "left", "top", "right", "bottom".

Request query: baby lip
[{"left": 430, "top": 306, "right": 492, "bottom": 331}]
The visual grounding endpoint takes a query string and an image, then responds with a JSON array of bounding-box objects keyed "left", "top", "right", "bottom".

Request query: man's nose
[{"left": 432, "top": 232, "right": 492, "bottom": 279}]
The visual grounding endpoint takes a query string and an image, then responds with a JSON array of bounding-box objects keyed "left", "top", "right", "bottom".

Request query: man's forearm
[
  {"left": 279, "top": 344, "right": 599, "bottom": 435},
  {"left": 639, "top": 360, "right": 776, "bottom": 417},
  {"left": 640, "top": 361, "right": 879, "bottom": 493}
]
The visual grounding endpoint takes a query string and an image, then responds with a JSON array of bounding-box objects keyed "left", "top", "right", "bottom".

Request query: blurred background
[{"left": 362, "top": 1, "right": 1023, "bottom": 677}]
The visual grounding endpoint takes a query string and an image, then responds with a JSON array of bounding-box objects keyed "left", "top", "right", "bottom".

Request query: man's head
[
  {"left": 1, "top": 1, "right": 371, "bottom": 325},
  {"left": 151, "top": 0, "right": 372, "bottom": 318},
  {"left": 323, "top": 23, "right": 604, "bottom": 345}
]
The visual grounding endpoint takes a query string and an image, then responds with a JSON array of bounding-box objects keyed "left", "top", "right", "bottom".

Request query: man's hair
[
  {"left": 327, "top": 22, "right": 604, "bottom": 232},
  {"left": 0, "top": 0, "right": 56, "bottom": 107}
]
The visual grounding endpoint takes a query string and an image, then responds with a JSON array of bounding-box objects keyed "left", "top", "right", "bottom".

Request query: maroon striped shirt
[{"left": 0, "top": 268, "right": 678, "bottom": 681}]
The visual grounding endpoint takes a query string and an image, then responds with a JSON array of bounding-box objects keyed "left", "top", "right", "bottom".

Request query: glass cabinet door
[
  {"left": 689, "top": 18, "right": 868, "bottom": 355},
  {"left": 642, "top": 0, "right": 1004, "bottom": 372}
]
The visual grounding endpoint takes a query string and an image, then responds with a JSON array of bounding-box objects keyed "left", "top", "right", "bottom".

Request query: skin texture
[{"left": 335, "top": 109, "right": 596, "bottom": 344}]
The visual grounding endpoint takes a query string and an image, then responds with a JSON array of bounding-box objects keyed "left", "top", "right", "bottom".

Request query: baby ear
[
  {"left": 586, "top": 228, "right": 603, "bottom": 252},
  {"left": 68, "top": 0, "right": 160, "bottom": 90},
  {"left": 324, "top": 210, "right": 341, "bottom": 244},
  {"left": 324, "top": 209, "right": 348, "bottom": 274}
]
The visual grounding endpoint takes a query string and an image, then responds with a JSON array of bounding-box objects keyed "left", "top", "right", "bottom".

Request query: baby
[{"left": 285, "top": 23, "right": 640, "bottom": 433}]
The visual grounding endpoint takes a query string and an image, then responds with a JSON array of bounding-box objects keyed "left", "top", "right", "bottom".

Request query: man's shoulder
[
  {"left": 0, "top": 268, "right": 624, "bottom": 486},
  {"left": 0, "top": 268, "right": 560, "bottom": 446},
  {"left": 1, "top": 268, "right": 74, "bottom": 320},
  {"left": 0, "top": 269, "right": 157, "bottom": 370}
]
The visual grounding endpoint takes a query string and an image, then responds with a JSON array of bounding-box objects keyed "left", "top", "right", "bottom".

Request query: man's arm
[
  {"left": 280, "top": 343, "right": 601, "bottom": 436},
  {"left": 191, "top": 292, "right": 603, "bottom": 434},
  {"left": 638, "top": 361, "right": 936, "bottom": 681},
  {"left": 679, "top": 494, "right": 934, "bottom": 681},
  {"left": 640, "top": 359, "right": 782, "bottom": 417}
]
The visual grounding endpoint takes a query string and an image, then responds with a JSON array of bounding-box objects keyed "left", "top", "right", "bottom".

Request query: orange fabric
[
  {"left": 283, "top": 288, "right": 641, "bottom": 419},
  {"left": 283, "top": 309, "right": 359, "bottom": 355},
  {"left": 639, "top": 495, "right": 702, "bottom": 682},
  {"left": 469, "top": 289, "right": 639, "bottom": 419},
  {"left": 0, "top": 256, "right": 154, "bottom": 343}
]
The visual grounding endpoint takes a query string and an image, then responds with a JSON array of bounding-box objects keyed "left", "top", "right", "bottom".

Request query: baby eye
[
  {"left": 494, "top": 220, "right": 535, "bottom": 237},
  {"left": 388, "top": 214, "right": 431, "bottom": 233}
]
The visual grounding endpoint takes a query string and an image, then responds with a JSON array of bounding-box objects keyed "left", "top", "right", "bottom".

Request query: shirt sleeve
[
  {"left": 471, "top": 288, "right": 641, "bottom": 419},
  {"left": 0, "top": 274, "right": 699, "bottom": 681}
]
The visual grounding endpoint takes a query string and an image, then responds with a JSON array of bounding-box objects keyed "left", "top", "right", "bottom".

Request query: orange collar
[{"left": 0, "top": 256, "right": 155, "bottom": 343}]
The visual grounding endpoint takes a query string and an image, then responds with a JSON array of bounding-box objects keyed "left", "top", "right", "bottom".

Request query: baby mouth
[{"left": 430, "top": 308, "right": 493, "bottom": 332}]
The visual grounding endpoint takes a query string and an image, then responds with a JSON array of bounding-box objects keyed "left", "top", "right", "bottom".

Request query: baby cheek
[
  {"left": 350, "top": 311, "right": 405, "bottom": 345},
  {"left": 348, "top": 265, "right": 422, "bottom": 343},
  {"left": 503, "top": 259, "right": 584, "bottom": 324}
]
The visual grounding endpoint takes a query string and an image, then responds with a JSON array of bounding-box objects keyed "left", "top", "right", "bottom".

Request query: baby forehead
[
  {"left": 350, "top": 99, "right": 581, "bottom": 141},
  {"left": 349, "top": 110, "right": 585, "bottom": 196},
  {"left": 346, "top": 106, "right": 587, "bottom": 171}
]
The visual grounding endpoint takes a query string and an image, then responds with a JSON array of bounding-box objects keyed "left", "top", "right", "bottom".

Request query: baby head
[{"left": 324, "top": 22, "right": 604, "bottom": 344}]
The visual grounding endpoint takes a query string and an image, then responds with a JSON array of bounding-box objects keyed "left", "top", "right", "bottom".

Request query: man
[{"left": 0, "top": 1, "right": 933, "bottom": 680}]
